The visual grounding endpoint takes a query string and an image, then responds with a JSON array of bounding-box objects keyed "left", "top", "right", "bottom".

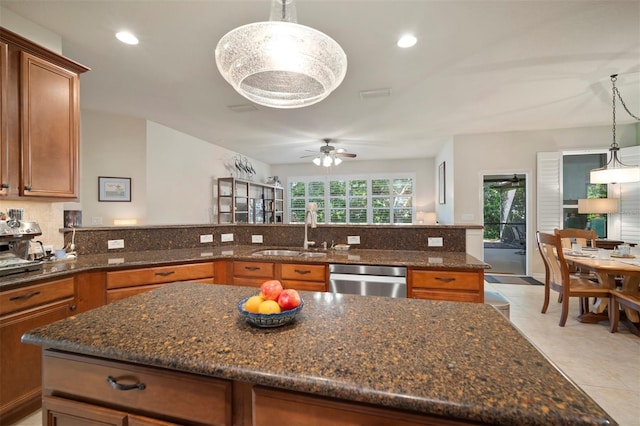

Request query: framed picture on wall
[
  {"left": 99, "top": 177, "right": 131, "bottom": 202},
  {"left": 438, "top": 162, "right": 446, "bottom": 204}
]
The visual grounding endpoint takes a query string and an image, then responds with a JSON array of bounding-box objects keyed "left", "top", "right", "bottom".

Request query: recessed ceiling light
[
  {"left": 397, "top": 34, "right": 417, "bottom": 48},
  {"left": 115, "top": 31, "right": 139, "bottom": 45},
  {"left": 359, "top": 88, "right": 392, "bottom": 100}
]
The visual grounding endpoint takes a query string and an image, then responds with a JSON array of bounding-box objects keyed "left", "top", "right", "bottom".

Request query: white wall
[
  {"left": 0, "top": 7, "right": 62, "bottom": 53},
  {"left": 74, "top": 110, "right": 147, "bottom": 225},
  {"left": 146, "top": 121, "right": 271, "bottom": 225},
  {"left": 435, "top": 139, "right": 454, "bottom": 225},
  {"left": 271, "top": 157, "right": 435, "bottom": 218},
  {"left": 451, "top": 123, "right": 639, "bottom": 275}
]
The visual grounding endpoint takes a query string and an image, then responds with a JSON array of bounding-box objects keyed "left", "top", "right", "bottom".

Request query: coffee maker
[{"left": 0, "top": 209, "right": 44, "bottom": 277}]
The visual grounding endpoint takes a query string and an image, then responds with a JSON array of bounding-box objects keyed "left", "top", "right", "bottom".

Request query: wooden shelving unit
[{"left": 217, "top": 178, "right": 283, "bottom": 224}]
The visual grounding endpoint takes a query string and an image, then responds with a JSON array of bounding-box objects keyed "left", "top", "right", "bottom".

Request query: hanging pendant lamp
[
  {"left": 215, "top": 0, "right": 347, "bottom": 109},
  {"left": 590, "top": 74, "right": 640, "bottom": 184}
]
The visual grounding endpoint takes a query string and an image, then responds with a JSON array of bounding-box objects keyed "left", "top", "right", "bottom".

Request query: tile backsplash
[{"left": 0, "top": 201, "right": 65, "bottom": 250}]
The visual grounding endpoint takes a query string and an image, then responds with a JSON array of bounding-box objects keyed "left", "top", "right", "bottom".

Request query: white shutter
[
  {"left": 537, "top": 152, "right": 562, "bottom": 233},
  {"left": 619, "top": 146, "right": 640, "bottom": 244}
]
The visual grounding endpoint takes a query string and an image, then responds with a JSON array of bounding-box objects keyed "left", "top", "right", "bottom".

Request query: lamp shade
[
  {"left": 215, "top": 0, "right": 347, "bottom": 109},
  {"left": 577, "top": 198, "right": 619, "bottom": 214},
  {"left": 590, "top": 164, "right": 640, "bottom": 184}
]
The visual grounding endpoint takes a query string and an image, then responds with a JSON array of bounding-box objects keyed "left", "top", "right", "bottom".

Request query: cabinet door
[
  {"left": 43, "top": 395, "right": 127, "bottom": 426},
  {"left": 0, "top": 300, "right": 74, "bottom": 421},
  {"left": 0, "top": 40, "right": 7, "bottom": 195},
  {"left": 20, "top": 52, "right": 79, "bottom": 198}
]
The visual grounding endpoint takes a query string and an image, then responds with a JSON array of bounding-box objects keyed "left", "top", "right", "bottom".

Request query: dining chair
[
  {"left": 609, "top": 289, "right": 640, "bottom": 333},
  {"left": 536, "top": 231, "right": 610, "bottom": 326},
  {"left": 556, "top": 228, "right": 597, "bottom": 250}
]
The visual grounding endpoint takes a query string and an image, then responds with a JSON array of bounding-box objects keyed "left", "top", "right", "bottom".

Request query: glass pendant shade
[{"left": 215, "top": 1, "right": 347, "bottom": 109}]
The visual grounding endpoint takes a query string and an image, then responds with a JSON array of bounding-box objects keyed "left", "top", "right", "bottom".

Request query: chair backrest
[
  {"left": 536, "top": 231, "right": 567, "bottom": 293},
  {"left": 555, "top": 228, "right": 597, "bottom": 250}
]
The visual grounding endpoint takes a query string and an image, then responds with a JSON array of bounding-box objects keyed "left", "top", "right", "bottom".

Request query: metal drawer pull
[
  {"left": 10, "top": 291, "right": 41, "bottom": 301},
  {"left": 294, "top": 269, "right": 311, "bottom": 275},
  {"left": 154, "top": 271, "right": 175, "bottom": 276},
  {"left": 245, "top": 266, "right": 260, "bottom": 271},
  {"left": 435, "top": 277, "right": 456, "bottom": 283},
  {"left": 106, "top": 376, "right": 146, "bottom": 391}
]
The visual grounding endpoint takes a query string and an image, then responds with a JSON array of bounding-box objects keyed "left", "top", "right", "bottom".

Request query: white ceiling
[{"left": 2, "top": 0, "right": 639, "bottom": 165}]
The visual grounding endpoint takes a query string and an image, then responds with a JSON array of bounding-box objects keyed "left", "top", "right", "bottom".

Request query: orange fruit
[
  {"left": 244, "top": 295, "right": 264, "bottom": 313},
  {"left": 258, "top": 300, "right": 281, "bottom": 314}
]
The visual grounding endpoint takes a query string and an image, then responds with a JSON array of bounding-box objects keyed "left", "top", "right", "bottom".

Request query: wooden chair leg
[
  {"left": 557, "top": 293, "right": 563, "bottom": 303},
  {"left": 609, "top": 296, "right": 619, "bottom": 333},
  {"left": 559, "top": 295, "right": 569, "bottom": 327},
  {"left": 542, "top": 285, "right": 550, "bottom": 313}
]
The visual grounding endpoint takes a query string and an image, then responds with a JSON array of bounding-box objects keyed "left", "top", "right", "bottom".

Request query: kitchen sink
[
  {"left": 252, "top": 250, "right": 300, "bottom": 256},
  {"left": 252, "top": 250, "right": 327, "bottom": 258}
]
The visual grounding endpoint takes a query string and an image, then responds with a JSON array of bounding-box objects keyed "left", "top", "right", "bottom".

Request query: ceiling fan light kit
[
  {"left": 215, "top": 0, "right": 347, "bottom": 109},
  {"left": 589, "top": 74, "right": 640, "bottom": 184},
  {"left": 308, "top": 139, "right": 356, "bottom": 167}
]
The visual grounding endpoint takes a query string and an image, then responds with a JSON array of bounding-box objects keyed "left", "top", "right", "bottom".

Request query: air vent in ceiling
[{"left": 359, "top": 88, "right": 391, "bottom": 100}]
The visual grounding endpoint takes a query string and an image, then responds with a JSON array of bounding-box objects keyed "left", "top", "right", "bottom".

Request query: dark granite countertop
[
  {"left": 22, "top": 283, "right": 614, "bottom": 426},
  {"left": 0, "top": 246, "right": 489, "bottom": 291}
]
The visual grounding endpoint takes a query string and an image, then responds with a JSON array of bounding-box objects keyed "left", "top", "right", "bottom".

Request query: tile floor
[{"left": 11, "top": 282, "right": 640, "bottom": 426}]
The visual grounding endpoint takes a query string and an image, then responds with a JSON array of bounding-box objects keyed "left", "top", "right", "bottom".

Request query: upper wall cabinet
[{"left": 0, "top": 28, "right": 89, "bottom": 200}]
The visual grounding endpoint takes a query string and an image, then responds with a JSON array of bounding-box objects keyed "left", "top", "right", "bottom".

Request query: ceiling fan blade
[
  {"left": 336, "top": 152, "right": 356, "bottom": 158},
  {"left": 300, "top": 154, "right": 319, "bottom": 158}
]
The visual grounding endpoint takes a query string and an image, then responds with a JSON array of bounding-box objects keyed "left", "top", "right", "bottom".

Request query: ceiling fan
[
  {"left": 301, "top": 139, "right": 357, "bottom": 167},
  {"left": 489, "top": 174, "right": 525, "bottom": 189}
]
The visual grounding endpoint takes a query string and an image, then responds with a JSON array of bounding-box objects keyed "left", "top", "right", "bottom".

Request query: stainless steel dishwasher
[{"left": 329, "top": 264, "right": 407, "bottom": 298}]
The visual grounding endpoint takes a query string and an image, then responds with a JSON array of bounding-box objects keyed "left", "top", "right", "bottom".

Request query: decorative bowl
[{"left": 237, "top": 297, "right": 304, "bottom": 328}]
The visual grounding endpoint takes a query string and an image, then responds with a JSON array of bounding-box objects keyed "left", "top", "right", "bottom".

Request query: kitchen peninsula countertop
[
  {"left": 1, "top": 246, "right": 488, "bottom": 291},
  {"left": 22, "top": 283, "right": 614, "bottom": 426}
]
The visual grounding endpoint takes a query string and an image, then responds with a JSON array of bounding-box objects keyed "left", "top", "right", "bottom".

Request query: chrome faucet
[{"left": 303, "top": 207, "right": 317, "bottom": 250}]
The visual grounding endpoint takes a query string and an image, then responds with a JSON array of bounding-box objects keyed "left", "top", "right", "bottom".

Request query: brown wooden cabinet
[
  {"left": 0, "top": 39, "right": 8, "bottom": 195},
  {"left": 232, "top": 260, "right": 327, "bottom": 291},
  {"left": 0, "top": 277, "right": 76, "bottom": 424},
  {"left": 41, "top": 351, "right": 472, "bottom": 426},
  {"left": 0, "top": 28, "right": 89, "bottom": 199},
  {"left": 408, "top": 268, "right": 484, "bottom": 303},
  {"left": 106, "top": 262, "right": 214, "bottom": 303},
  {"left": 279, "top": 262, "right": 327, "bottom": 291},
  {"left": 43, "top": 351, "right": 232, "bottom": 426}
]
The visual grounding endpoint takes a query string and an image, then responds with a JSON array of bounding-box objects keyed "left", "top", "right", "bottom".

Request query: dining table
[{"left": 565, "top": 250, "right": 640, "bottom": 326}]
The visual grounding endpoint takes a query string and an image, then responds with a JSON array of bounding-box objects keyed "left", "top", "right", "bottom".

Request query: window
[
  {"left": 288, "top": 174, "right": 415, "bottom": 224},
  {"left": 562, "top": 153, "right": 609, "bottom": 238}
]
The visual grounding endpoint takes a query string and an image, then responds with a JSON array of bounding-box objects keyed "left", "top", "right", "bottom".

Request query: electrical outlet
[
  {"left": 108, "top": 239, "right": 125, "bottom": 249},
  {"left": 347, "top": 235, "right": 360, "bottom": 245},
  {"left": 200, "top": 234, "right": 213, "bottom": 243},
  {"left": 91, "top": 216, "right": 103, "bottom": 225},
  {"left": 428, "top": 237, "right": 443, "bottom": 247},
  {"left": 221, "top": 233, "right": 234, "bottom": 242},
  {"left": 251, "top": 235, "right": 263, "bottom": 244}
]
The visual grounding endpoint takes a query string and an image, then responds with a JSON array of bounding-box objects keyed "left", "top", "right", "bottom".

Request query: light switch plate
[
  {"left": 251, "top": 235, "right": 263, "bottom": 243},
  {"left": 428, "top": 237, "right": 443, "bottom": 247},
  {"left": 108, "top": 239, "right": 125, "bottom": 249},
  {"left": 221, "top": 233, "right": 234, "bottom": 242},
  {"left": 347, "top": 235, "right": 360, "bottom": 245},
  {"left": 200, "top": 234, "right": 213, "bottom": 243}
]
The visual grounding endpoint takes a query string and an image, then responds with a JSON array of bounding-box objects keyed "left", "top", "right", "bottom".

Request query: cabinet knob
[
  {"left": 24, "top": 185, "right": 32, "bottom": 191},
  {"left": 0, "top": 183, "right": 8, "bottom": 189},
  {"left": 70, "top": 305, "right": 77, "bottom": 311}
]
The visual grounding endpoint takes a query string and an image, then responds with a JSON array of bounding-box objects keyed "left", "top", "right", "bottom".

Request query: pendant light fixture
[
  {"left": 215, "top": 0, "right": 347, "bottom": 109},
  {"left": 590, "top": 74, "right": 640, "bottom": 184}
]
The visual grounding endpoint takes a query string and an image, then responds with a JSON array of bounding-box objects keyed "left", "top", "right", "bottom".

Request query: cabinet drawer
[
  {"left": 107, "top": 263, "right": 214, "bottom": 289},
  {"left": 412, "top": 290, "right": 482, "bottom": 303},
  {"left": 1, "top": 278, "right": 74, "bottom": 316},
  {"left": 43, "top": 351, "right": 232, "bottom": 426},
  {"left": 410, "top": 270, "right": 481, "bottom": 291},
  {"left": 280, "top": 263, "right": 326, "bottom": 282},
  {"left": 233, "top": 261, "right": 274, "bottom": 278},
  {"left": 280, "top": 280, "right": 326, "bottom": 292}
]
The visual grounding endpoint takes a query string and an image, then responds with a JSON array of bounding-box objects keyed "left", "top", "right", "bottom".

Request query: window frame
[{"left": 286, "top": 173, "right": 416, "bottom": 224}]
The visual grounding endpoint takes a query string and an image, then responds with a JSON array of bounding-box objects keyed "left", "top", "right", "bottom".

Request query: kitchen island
[{"left": 23, "top": 283, "right": 615, "bottom": 426}]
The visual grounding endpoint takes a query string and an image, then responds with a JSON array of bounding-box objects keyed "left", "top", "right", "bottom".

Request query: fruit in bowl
[{"left": 239, "top": 280, "right": 304, "bottom": 327}]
